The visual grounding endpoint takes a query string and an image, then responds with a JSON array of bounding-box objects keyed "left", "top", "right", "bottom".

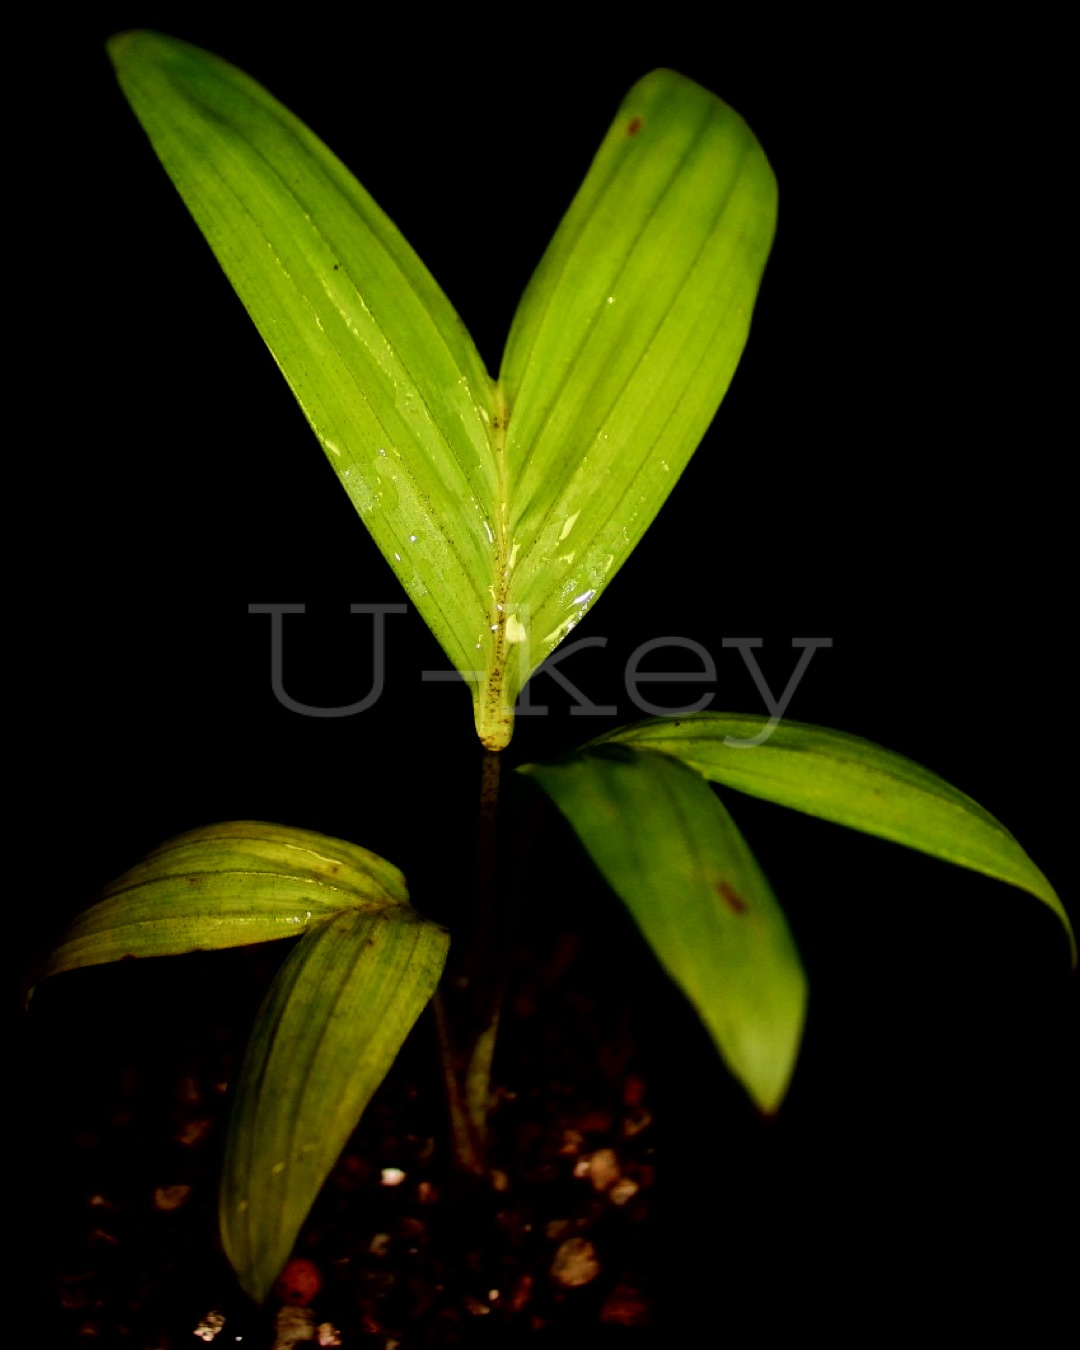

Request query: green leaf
[
  {"left": 599, "top": 715, "right": 1076, "bottom": 964},
  {"left": 108, "top": 30, "right": 498, "bottom": 733},
  {"left": 108, "top": 35, "right": 776, "bottom": 749},
  {"left": 498, "top": 72, "right": 777, "bottom": 714},
  {"left": 33, "top": 815, "right": 448, "bottom": 1299},
  {"left": 220, "top": 904, "right": 449, "bottom": 1302},
  {"left": 521, "top": 747, "right": 807, "bottom": 1114},
  {"left": 31, "top": 821, "right": 409, "bottom": 992}
]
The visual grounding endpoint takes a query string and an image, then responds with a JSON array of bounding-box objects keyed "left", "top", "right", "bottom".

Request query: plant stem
[
  {"left": 471, "top": 748, "right": 502, "bottom": 1024},
  {"left": 435, "top": 746, "right": 507, "bottom": 1176},
  {"left": 432, "top": 988, "right": 484, "bottom": 1176}
]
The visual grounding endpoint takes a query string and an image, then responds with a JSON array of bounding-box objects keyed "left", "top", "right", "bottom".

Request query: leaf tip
[{"left": 105, "top": 29, "right": 142, "bottom": 67}]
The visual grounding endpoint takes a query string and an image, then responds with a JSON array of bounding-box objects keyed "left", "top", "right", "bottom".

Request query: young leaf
[
  {"left": 220, "top": 904, "right": 449, "bottom": 1303},
  {"left": 108, "top": 35, "right": 776, "bottom": 749},
  {"left": 108, "top": 31, "right": 499, "bottom": 733},
  {"left": 598, "top": 715, "right": 1076, "bottom": 963},
  {"left": 498, "top": 72, "right": 777, "bottom": 717},
  {"left": 521, "top": 747, "right": 807, "bottom": 1114},
  {"left": 30, "top": 821, "right": 409, "bottom": 993}
]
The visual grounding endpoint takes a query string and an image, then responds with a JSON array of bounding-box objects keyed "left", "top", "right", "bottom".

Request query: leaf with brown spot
[
  {"left": 598, "top": 715, "right": 1075, "bottom": 965},
  {"left": 520, "top": 747, "right": 807, "bottom": 1113}
]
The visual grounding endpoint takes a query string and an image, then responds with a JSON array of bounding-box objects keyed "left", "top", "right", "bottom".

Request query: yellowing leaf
[
  {"left": 31, "top": 821, "right": 408, "bottom": 992},
  {"left": 220, "top": 905, "right": 448, "bottom": 1301},
  {"left": 34, "top": 817, "right": 448, "bottom": 1301}
]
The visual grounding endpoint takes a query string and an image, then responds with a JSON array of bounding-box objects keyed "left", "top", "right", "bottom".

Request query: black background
[{"left": 17, "top": 6, "right": 1075, "bottom": 1338}]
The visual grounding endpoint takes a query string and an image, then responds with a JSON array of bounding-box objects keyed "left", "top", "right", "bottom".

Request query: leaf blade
[
  {"left": 32, "top": 821, "right": 409, "bottom": 988},
  {"left": 107, "top": 31, "right": 500, "bottom": 725},
  {"left": 497, "top": 71, "right": 777, "bottom": 701},
  {"left": 521, "top": 747, "right": 807, "bottom": 1113},
  {"left": 220, "top": 904, "right": 449, "bottom": 1301},
  {"left": 109, "top": 42, "right": 778, "bottom": 749},
  {"left": 600, "top": 715, "right": 1076, "bottom": 963}
]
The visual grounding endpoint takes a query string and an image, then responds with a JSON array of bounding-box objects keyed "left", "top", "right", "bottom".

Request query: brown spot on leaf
[
  {"left": 716, "top": 880, "right": 748, "bottom": 914},
  {"left": 627, "top": 116, "right": 643, "bottom": 136}
]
